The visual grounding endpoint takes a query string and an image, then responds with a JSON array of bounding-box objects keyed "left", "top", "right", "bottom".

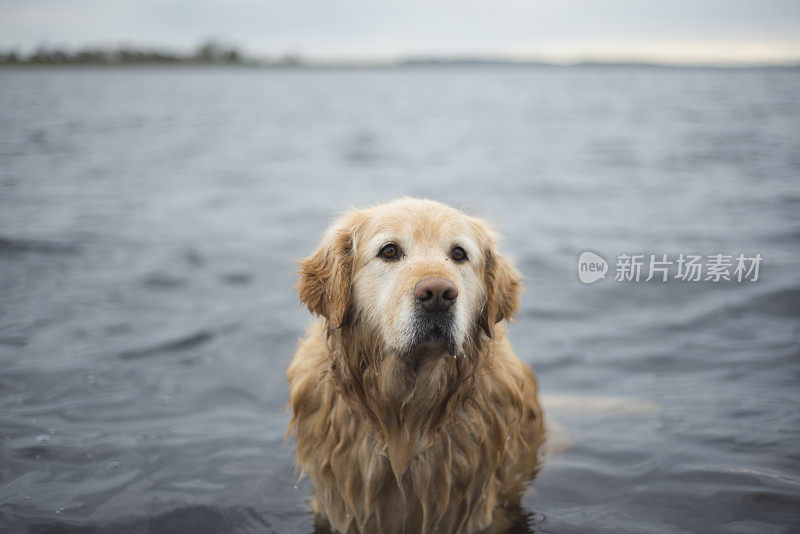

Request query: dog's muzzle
[{"left": 410, "top": 278, "right": 458, "bottom": 352}]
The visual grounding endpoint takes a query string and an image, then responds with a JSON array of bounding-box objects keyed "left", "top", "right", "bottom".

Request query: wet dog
[{"left": 287, "top": 198, "right": 544, "bottom": 533}]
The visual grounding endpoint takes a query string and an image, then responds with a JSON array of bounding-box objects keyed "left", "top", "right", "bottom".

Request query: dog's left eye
[{"left": 451, "top": 246, "right": 467, "bottom": 262}]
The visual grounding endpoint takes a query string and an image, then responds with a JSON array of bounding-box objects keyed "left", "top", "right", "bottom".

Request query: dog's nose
[{"left": 414, "top": 278, "right": 458, "bottom": 311}]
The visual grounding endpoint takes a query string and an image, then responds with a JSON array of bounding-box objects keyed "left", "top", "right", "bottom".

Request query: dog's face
[
  {"left": 349, "top": 201, "right": 487, "bottom": 355},
  {"left": 298, "top": 198, "right": 521, "bottom": 357}
]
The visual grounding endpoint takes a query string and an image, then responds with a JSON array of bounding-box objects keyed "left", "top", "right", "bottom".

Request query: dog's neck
[
  {"left": 326, "top": 322, "right": 484, "bottom": 480},
  {"left": 407, "top": 341, "right": 455, "bottom": 373}
]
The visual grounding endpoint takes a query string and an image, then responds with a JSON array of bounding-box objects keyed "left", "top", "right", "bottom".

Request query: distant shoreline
[
  {"left": 1, "top": 59, "right": 798, "bottom": 70},
  {"left": 4, "top": 39, "right": 798, "bottom": 70}
]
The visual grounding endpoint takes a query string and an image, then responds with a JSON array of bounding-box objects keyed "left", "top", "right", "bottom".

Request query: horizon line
[
  {"left": 2, "top": 40, "right": 800, "bottom": 69},
  {"left": 2, "top": 56, "right": 798, "bottom": 69}
]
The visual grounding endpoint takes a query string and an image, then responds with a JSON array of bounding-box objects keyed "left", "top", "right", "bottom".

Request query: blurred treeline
[{"left": 0, "top": 40, "right": 278, "bottom": 65}]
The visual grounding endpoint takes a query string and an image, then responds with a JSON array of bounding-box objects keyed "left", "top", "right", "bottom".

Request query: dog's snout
[{"left": 414, "top": 278, "right": 458, "bottom": 311}]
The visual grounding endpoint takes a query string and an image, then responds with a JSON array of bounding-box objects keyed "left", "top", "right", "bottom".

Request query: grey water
[{"left": 0, "top": 65, "right": 799, "bottom": 533}]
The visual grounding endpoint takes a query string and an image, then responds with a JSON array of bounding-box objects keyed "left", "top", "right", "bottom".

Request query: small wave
[
  {"left": 0, "top": 336, "right": 27, "bottom": 346},
  {"left": 143, "top": 271, "right": 188, "bottom": 288},
  {"left": 21, "top": 505, "right": 281, "bottom": 534},
  {"left": 541, "top": 394, "right": 661, "bottom": 415},
  {"left": 219, "top": 272, "right": 253, "bottom": 285},
  {"left": 119, "top": 330, "right": 214, "bottom": 360},
  {"left": 646, "top": 284, "right": 800, "bottom": 335},
  {"left": 742, "top": 287, "right": 800, "bottom": 318},
  {"left": 0, "top": 235, "right": 79, "bottom": 255}
]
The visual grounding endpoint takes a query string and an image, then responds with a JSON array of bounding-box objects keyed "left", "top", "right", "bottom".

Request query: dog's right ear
[{"left": 297, "top": 215, "right": 358, "bottom": 330}]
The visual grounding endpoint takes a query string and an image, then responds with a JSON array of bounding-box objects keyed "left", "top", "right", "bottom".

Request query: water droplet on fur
[
  {"left": 293, "top": 485, "right": 298, "bottom": 490},
  {"left": 108, "top": 461, "right": 121, "bottom": 469},
  {"left": 36, "top": 434, "right": 51, "bottom": 444}
]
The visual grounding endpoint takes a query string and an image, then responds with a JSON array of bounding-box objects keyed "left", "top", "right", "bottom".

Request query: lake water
[{"left": 0, "top": 65, "right": 799, "bottom": 533}]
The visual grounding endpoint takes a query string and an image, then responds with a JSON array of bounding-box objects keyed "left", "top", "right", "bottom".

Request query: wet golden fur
[{"left": 287, "top": 198, "right": 545, "bottom": 533}]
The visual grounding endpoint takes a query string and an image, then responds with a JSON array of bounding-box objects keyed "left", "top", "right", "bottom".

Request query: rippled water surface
[{"left": 1, "top": 66, "right": 799, "bottom": 533}]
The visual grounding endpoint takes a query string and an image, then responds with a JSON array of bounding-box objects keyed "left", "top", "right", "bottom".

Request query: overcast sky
[{"left": 1, "top": 0, "right": 799, "bottom": 64}]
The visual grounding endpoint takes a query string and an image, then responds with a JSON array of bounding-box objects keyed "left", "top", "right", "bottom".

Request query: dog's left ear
[
  {"left": 297, "top": 215, "right": 358, "bottom": 330},
  {"left": 479, "top": 245, "right": 522, "bottom": 340}
]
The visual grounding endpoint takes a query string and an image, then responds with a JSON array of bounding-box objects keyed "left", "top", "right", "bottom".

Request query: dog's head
[{"left": 298, "top": 198, "right": 521, "bottom": 357}]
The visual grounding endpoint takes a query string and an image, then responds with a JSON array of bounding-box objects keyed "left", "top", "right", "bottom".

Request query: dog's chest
[{"left": 316, "top": 405, "right": 506, "bottom": 533}]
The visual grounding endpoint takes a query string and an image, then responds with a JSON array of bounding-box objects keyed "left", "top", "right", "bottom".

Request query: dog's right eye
[{"left": 378, "top": 244, "right": 400, "bottom": 260}]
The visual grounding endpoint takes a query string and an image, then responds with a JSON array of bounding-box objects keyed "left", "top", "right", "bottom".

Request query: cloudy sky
[{"left": 1, "top": 0, "right": 799, "bottom": 64}]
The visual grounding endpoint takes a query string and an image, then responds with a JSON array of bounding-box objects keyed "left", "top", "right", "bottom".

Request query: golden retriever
[{"left": 287, "top": 198, "right": 544, "bottom": 534}]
